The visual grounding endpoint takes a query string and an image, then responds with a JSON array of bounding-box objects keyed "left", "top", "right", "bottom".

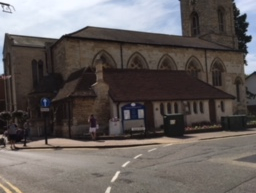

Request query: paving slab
[{"left": 2, "top": 128, "right": 256, "bottom": 150}]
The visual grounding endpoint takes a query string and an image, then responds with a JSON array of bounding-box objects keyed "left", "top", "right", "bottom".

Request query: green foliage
[
  {"left": 0, "top": 111, "right": 12, "bottom": 122},
  {"left": 12, "top": 110, "right": 29, "bottom": 123},
  {"left": 232, "top": 0, "right": 252, "bottom": 65},
  {"left": 0, "top": 110, "right": 29, "bottom": 124}
]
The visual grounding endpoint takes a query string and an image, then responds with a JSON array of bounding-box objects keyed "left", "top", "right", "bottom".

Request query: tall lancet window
[
  {"left": 212, "top": 62, "right": 224, "bottom": 86},
  {"left": 191, "top": 12, "right": 200, "bottom": 36},
  {"left": 235, "top": 78, "right": 242, "bottom": 102},
  {"left": 218, "top": 8, "right": 225, "bottom": 33}
]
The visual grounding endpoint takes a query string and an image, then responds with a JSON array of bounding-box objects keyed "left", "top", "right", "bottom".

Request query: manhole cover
[{"left": 236, "top": 154, "right": 256, "bottom": 163}]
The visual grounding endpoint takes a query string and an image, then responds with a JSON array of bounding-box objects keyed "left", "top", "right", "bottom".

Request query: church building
[{"left": 2, "top": 0, "right": 246, "bottom": 137}]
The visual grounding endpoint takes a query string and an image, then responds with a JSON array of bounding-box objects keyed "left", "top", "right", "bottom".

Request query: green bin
[
  {"left": 163, "top": 114, "right": 185, "bottom": 137},
  {"left": 221, "top": 115, "right": 247, "bottom": 131}
]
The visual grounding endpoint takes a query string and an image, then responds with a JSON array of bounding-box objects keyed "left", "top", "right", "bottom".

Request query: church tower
[{"left": 179, "top": 0, "right": 238, "bottom": 49}]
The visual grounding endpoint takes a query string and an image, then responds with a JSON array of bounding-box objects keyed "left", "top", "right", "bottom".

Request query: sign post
[{"left": 40, "top": 97, "right": 51, "bottom": 145}]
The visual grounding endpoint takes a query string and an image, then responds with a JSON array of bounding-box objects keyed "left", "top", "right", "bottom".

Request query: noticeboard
[{"left": 121, "top": 103, "right": 145, "bottom": 120}]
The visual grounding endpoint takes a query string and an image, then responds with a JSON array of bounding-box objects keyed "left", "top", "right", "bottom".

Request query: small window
[
  {"left": 160, "top": 103, "right": 165, "bottom": 115},
  {"left": 193, "top": 102, "right": 197, "bottom": 114},
  {"left": 220, "top": 101, "right": 225, "bottom": 112},
  {"left": 200, "top": 101, "right": 204, "bottom": 113},
  {"left": 167, "top": 103, "right": 172, "bottom": 114},
  {"left": 235, "top": 78, "right": 242, "bottom": 102},
  {"left": 187, "top": 102, "right": 191, "bottom": 114},
  {"left": 174, "top": 102, "right": 178, "bottom": 113}
]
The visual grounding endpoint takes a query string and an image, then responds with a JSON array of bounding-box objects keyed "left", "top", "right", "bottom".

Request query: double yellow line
[{"left": 0, "top": 175, "right": 23, "bottom": 193}]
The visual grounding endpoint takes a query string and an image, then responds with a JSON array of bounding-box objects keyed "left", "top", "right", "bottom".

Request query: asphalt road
[{"left": 1, "top": 135, "right": 256, "bottom": 193}]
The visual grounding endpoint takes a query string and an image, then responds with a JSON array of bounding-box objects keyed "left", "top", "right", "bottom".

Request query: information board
[{"left": 121, "top": 103, "right": 145, "bottom": 120}]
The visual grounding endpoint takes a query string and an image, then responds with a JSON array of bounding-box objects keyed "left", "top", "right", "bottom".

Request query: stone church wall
[
  {"left": 8, "top": 46, "right": 46, "bottom": 110},
  {"left": 52, "top": 38, "right": 246, "bottom": 114}
]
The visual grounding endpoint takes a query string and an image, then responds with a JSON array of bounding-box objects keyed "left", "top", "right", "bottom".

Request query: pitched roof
[
  {"left": 52, "top": 68, "right": 96, "bottom": 102},
  {"left": 246, "top": 71, "right": 256, "bottom": 80},
  {"left": 5, "top": 34, "right": 57, "bottom": 48},
  {"left": 103, "top": 69, "right": 235, "bottom": 102},
  {"left": 66, "top": 26, "right": 235, "bottom": 51}
]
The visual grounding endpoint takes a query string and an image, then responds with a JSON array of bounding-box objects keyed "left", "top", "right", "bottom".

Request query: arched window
[
  {"left": 187, "top": 102, "right": 191, "bottom": 114},
  {"left": 93, "top": 51, "right": 116, "bottom": 69},
  {"left": 38, "top": 60, "right": 44, "bottom": 80},
  {"left": 158, "top": 56, "right": 177, "bottom": 70},
  {"left": 32, "top": 59, "right": 44, "bottom": 87},
  {"left": 235, "top": 78, "right": 242, "bottom": 102},
  {"left": 187, "top": 61, "right": 199, "bottom": 78},
  {"left": 218, "top": 8, "right": 225, "bottom": 33},
  {"left": 174, "top": 102, "right": 179, "bottom": 113},
  {"left": 191, "top": 12, "right": 200, "bottom": 36},
  {"left": 183, "top": 101, "right": 191, "bottom": 114},
  {"left": 199, "top": 101, "right": 204, "bottom": 113},
  {"left": 167, "top": 103, "right": 172, "bottom": 114},
  {"left": 128, "top": 54, "right": 147, "bottom": 69},
  {"left": 220, "top": 101, "right": 225, "bottom": 112},
  {"left": 193, "top": 102, "right": 197, "bottom": 114},
  {"left": 212, "top": 62, "right": 224, "bottom": 86},
  {"left": 160, "top": 103, "right": 165, "bottom": 115},
  {"left": 159, "top": 58, "right": 172, "bottom": 70}
]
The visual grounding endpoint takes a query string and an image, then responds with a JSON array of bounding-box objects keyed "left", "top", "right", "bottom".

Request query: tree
[{"left": 232, "top": 0, "right": 252, "bottom": 65}]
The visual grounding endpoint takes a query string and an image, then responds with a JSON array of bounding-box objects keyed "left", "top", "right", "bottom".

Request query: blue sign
[
  {"left": 121, "top": 103, "right": 145, "bottom": 120},
  {"left": 41, "top": 98, "right": 51, "bottom": 108}
]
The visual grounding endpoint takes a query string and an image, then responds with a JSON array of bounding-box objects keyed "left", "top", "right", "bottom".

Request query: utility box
[
  {"left": 163, "top": 114, "right": 185, "bottom": 137},
  {"left": 109, "top": 118, "right": 122, "bottom": 135},
  {"left": 221, "top": 115, "right": 247, "bottom": 131}
]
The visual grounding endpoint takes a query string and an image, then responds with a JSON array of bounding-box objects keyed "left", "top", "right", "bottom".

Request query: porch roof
[
  {"left": 103, "top": 69, "right": 235, "bottom": 102},
  {"left": 52, "top": 68, "right": 96, "bottom": 102}
]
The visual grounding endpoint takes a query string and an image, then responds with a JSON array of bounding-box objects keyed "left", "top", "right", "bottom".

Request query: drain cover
[{"left": 236, "top": 154, "right": 256, "bottom": 163}]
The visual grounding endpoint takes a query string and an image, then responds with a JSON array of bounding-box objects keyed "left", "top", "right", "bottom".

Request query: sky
[{"left": 0, "top": 0, "right": 255, "bottom": 75}]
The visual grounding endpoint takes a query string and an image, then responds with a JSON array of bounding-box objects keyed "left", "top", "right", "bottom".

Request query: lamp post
[{"left": 0, "top": 2, "right": 15, "bottom": 13}]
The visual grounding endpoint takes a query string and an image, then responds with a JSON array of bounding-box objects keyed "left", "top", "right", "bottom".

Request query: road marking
[
  {"left": 0, "top": 175, "right": 23, "bottom": 193},
  {"left": 122, "top": 161, "right": 130, "bottom": 168},
  {"left": 148, "top": 148, "right": 157, "bottom": 152},
  {"left": 0, "top": 183, "right": 12, "bottom": 193},
  {"left": 163, "top": 143, "right": 173, "bottom": 147},
  {"left": 134, "top": 154, "right": 143, "bottom": 159},
  {"left": 111, "top": 171, "right": 120, "bottom": 183},
  {"left": 105, "top": 186, "right": 111, "bottom": 193}
]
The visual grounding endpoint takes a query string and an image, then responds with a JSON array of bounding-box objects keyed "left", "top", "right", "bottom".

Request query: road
[{"left": 1, "top": 135, "right": 256, "bottom": 193}]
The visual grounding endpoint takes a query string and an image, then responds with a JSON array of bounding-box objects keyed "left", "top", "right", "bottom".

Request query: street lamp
[{"left": 0, "top": 2, "right": 15, "bottom": 13}]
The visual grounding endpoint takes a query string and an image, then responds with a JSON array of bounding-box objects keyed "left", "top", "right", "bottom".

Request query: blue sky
[{"left": 0, "top": 0, "right": 255, "bottom": 75}]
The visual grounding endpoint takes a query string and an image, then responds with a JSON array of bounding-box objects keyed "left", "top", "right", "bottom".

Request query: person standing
[
  {"left": 23, "top": 120, "right": 31, "bottom": 146},
  {"left": 88, "top": 114, "right": 97, "bottom": 140},
  {"left": 8, "top": 122, "right": 17, "bottom": 149},
  {"left": 23, "top": 120, "right": 31, "bottom": 140}
]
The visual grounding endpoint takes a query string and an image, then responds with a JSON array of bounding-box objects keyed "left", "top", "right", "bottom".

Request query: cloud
[
  {"left": 0, "top": 0, "right": 255, "bottom": 75},
  {"left": 236, "top": 0, "right": 256, "bottom": 13}
]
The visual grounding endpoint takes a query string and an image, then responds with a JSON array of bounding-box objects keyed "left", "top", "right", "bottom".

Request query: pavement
[{"left": 2, "top": 128, "right": 256, "bottom": 150}]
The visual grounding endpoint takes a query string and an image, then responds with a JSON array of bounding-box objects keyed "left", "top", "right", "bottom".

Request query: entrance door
[
  {"left": 144, "top": 101, "right": 155, "bottom": 131},
  {"left": 209, "top": 99, "right": 216, "bottom": 123}
]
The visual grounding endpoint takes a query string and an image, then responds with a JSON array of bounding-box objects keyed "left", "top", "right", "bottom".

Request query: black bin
[
  {"left": 163, "top": 114, "right": 185, "bottom": 137},
  {"left": 221, "top": 115, "right": 247, "bottom": 131}
]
